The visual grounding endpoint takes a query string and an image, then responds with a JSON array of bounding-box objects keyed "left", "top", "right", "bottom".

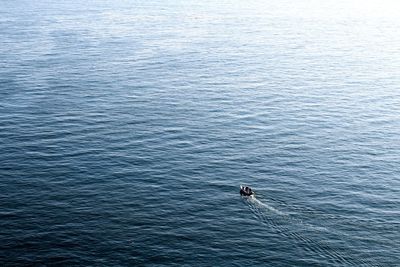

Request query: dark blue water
[{"left": 1, "top": 0, "right": 400, "bottom": 266}]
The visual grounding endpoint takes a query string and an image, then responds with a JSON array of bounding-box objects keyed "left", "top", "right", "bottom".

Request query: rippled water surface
[{"left": 1, "top": 0, "right": 400, "bottom": 266}]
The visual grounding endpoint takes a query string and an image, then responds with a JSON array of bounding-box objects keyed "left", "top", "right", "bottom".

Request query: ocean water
[{"left": 1, "top": 0, "right": 400, "bottom": 266}]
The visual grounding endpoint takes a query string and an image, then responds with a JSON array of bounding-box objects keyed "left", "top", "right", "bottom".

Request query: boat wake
[
  {"left": 242, "top": 195, "right": 381, "bottom": 267},
  {"left": 248, "top": 195, "right": 285, "bottom": 216}
]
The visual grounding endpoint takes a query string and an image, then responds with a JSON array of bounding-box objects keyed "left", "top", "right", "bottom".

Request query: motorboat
[{"left": 240, "top": 185, "right": 253, "bottom": 196}]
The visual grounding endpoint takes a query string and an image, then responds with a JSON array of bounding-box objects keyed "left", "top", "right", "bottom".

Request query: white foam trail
[
  {"left": 242, "top": 195, "right": 380, "bottom": 267},
  {"left": 248, "top": 195, "right": 285, "bottom": 215}
]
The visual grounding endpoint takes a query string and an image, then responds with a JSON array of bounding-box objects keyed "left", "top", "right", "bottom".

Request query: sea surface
[{"left": 1, "top": 0, "right": 400, "bottom": 266}]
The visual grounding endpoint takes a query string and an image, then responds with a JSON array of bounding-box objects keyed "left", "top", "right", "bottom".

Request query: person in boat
[{"left": 241, "top": 186, "right": 253, "bottom": 196}]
